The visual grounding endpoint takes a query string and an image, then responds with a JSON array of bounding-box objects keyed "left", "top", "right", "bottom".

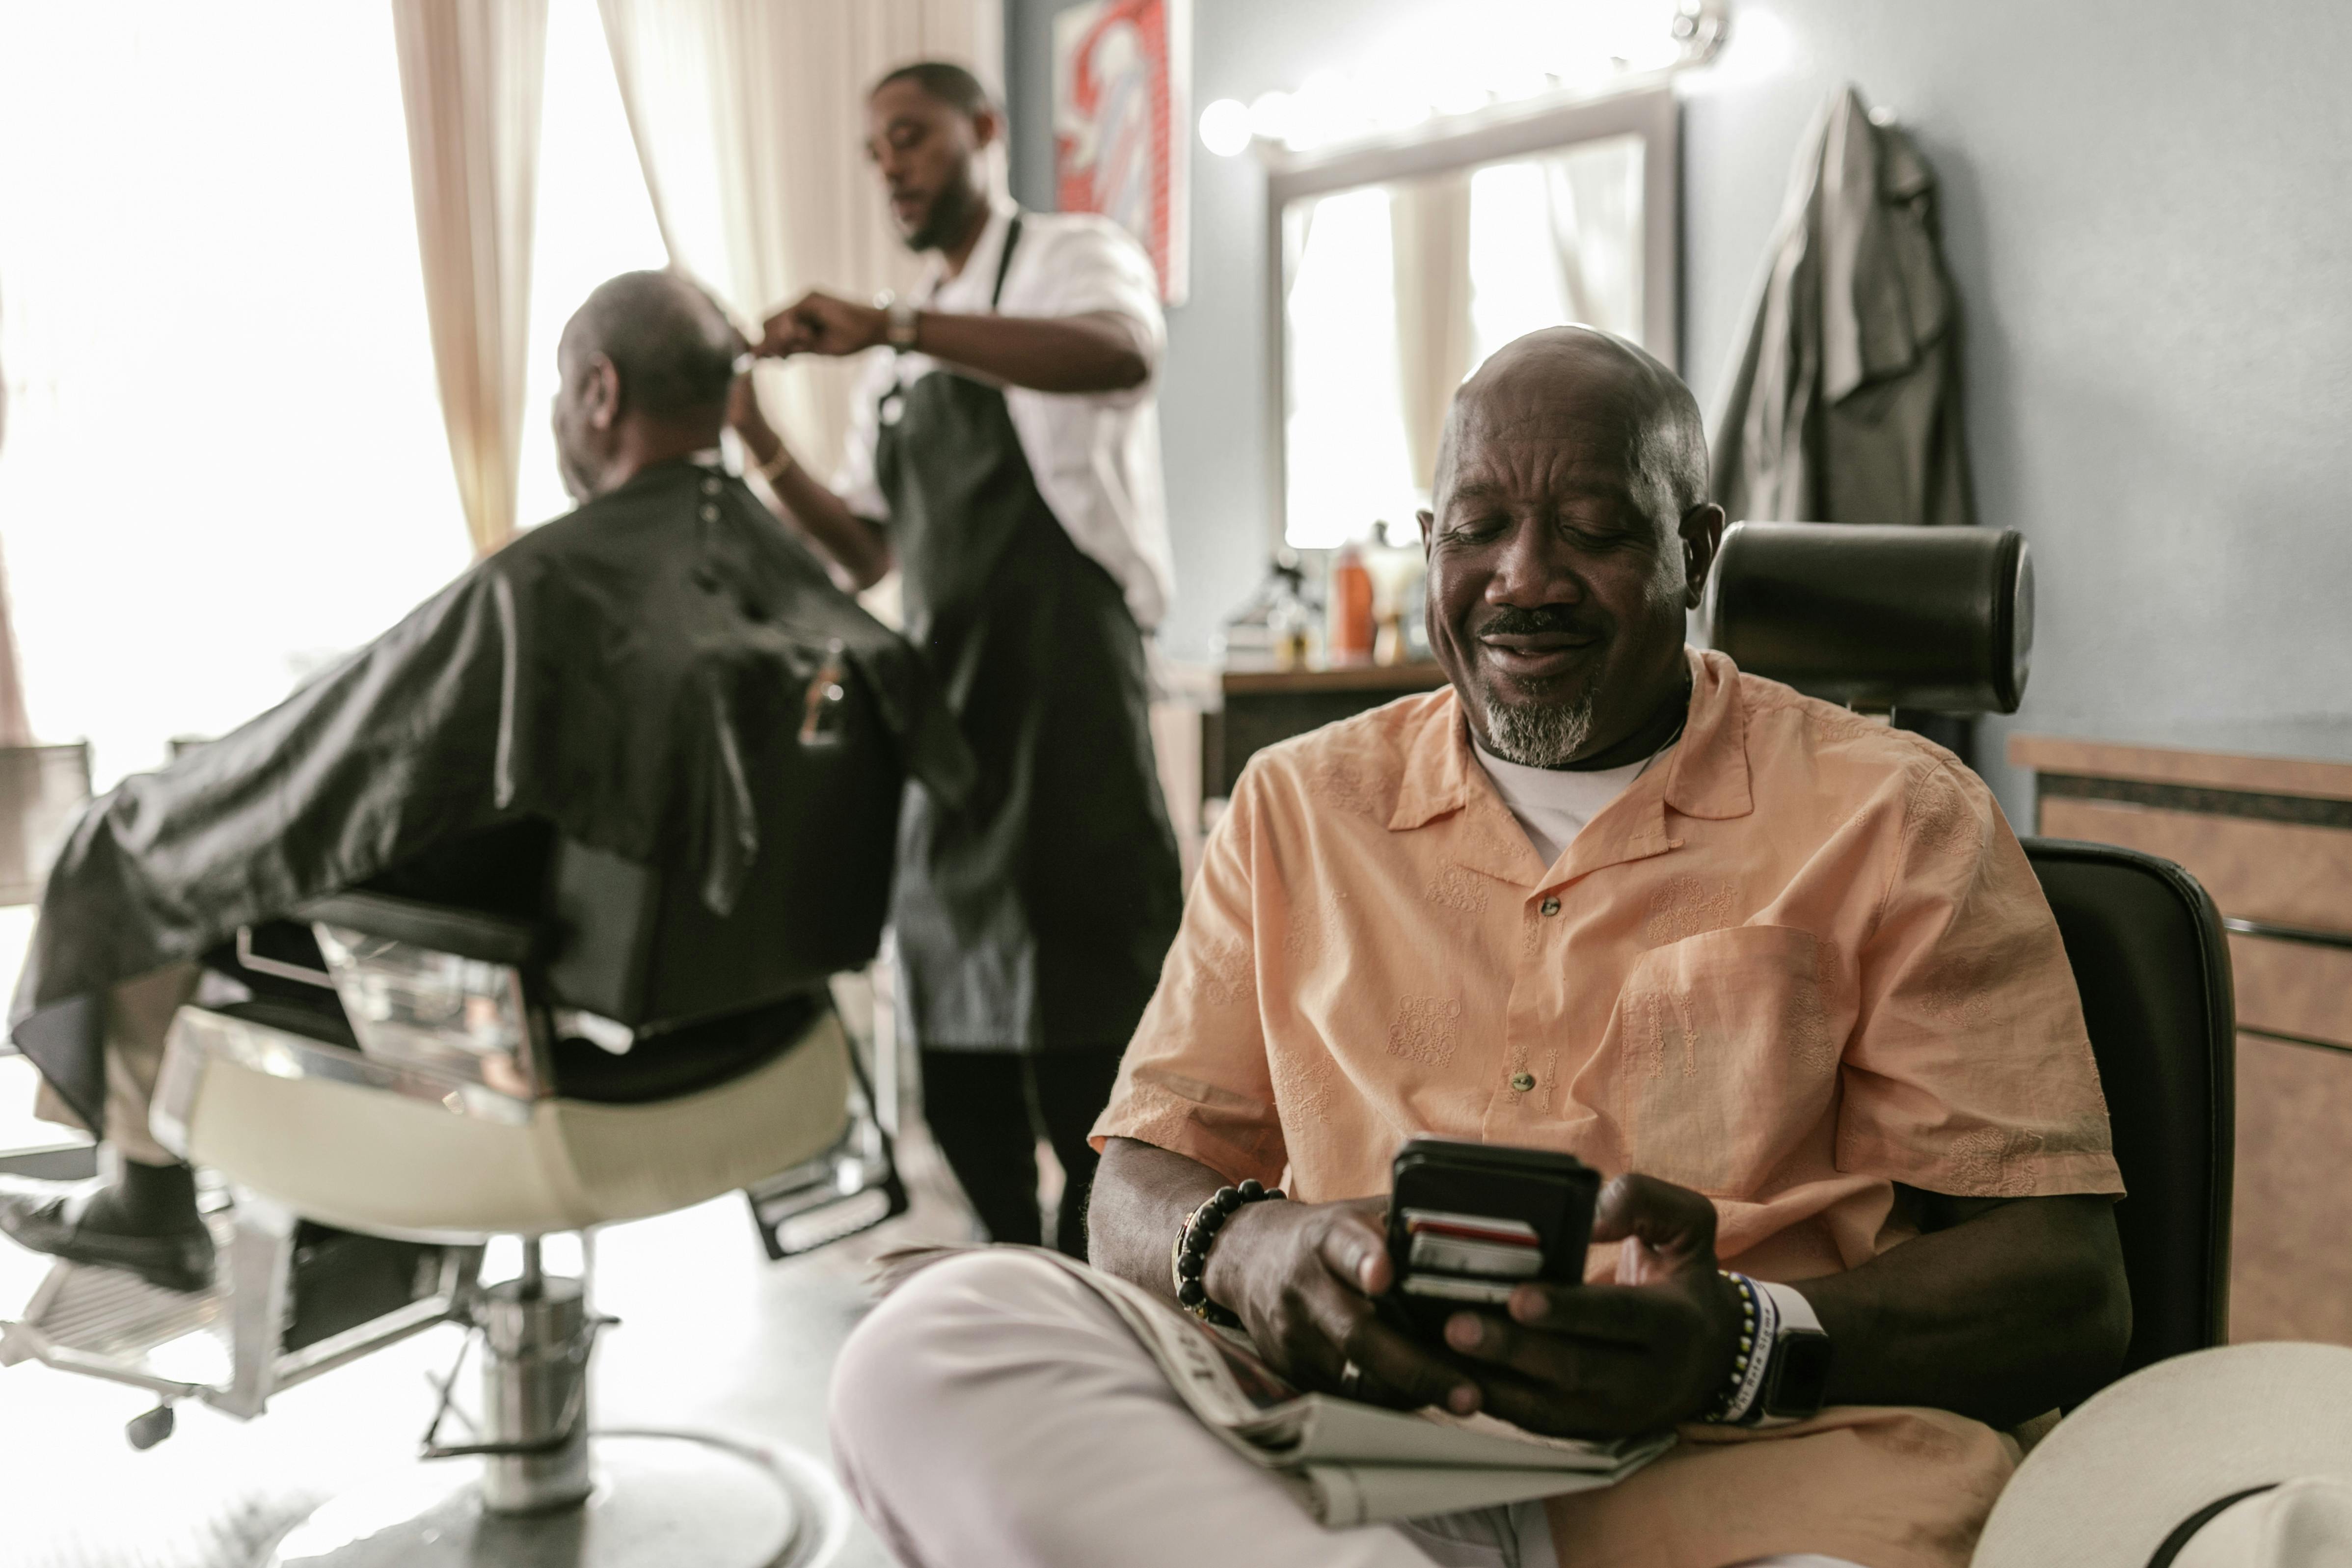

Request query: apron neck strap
[{"left": 990, "top": 213, "right": 1024, "bottom": 311}]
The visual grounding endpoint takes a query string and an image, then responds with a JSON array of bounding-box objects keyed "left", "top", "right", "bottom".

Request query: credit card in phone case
[
  {"left": 1407, "top": 1233, "right": 1545, "bottom": 1278},
  {"left": 1400, "top": 1275, "right": 1521, "bottom": 1303},
  {"left": 1400, "top": 1210, "right": 1542, "bottom": 1246}
]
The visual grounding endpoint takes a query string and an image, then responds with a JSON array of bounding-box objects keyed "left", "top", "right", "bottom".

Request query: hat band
[{"left": 2147, "top": 1484, "right": 2282, "bottom": 1568}]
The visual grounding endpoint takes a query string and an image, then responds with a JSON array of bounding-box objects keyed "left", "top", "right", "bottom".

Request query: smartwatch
[
  {"left": 881, "top": 296, "right": 920, "bottom": 351},
  {"left": 1750, "top": 1280, "right": 1834, "bottom": 1425}
]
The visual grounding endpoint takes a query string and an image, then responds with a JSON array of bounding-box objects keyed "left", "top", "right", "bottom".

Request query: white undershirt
[{"left": 1471, "top": 743, "right": 1661, "bottom": 867}]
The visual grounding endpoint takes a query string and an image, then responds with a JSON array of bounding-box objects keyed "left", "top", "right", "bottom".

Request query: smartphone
[{"left": 1383, "top": 1136, "right": 1600, "bottom": 1334}]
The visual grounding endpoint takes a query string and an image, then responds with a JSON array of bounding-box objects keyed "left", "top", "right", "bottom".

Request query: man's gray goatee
[{"left": 1480, "top": 681, "right": 1596, "bottom": 768}]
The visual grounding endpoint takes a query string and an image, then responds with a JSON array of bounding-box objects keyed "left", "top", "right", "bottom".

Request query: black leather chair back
[
  {"left": 2025, "top": 838, "right": 2236, "bottom": 1375},
  {"left": 1704, "top": 521, "right": 2033, "bottom": 713}
]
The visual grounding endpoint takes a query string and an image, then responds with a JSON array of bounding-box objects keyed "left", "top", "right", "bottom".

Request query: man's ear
[
  {"left": 1416, "top": 508, "right": 1436, "bottom": 551},
  {"left": 971, "top": 106, "right": 1002, "bottom": 152},
  {"left": 587, "top": 353, "right": 623, "bottom": 432},
  {"left": 1679, "top": 502, "right": 1727, "bottom": 610}
]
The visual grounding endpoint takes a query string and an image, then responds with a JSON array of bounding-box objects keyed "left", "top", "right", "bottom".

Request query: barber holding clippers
[{"left": 733, "top": 60, "right": 1181, "bottom": 1260}]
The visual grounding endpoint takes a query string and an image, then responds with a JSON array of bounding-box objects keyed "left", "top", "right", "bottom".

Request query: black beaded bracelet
[{"left": 1169, "top": 1179, "right": 1284, "bottom": 1327}]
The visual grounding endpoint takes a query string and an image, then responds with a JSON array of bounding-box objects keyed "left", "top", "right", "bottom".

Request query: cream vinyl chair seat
[{"left": 155, "top": 997, "right": 854, "bottom": 1243}]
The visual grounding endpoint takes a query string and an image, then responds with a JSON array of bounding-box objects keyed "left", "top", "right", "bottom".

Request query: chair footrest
[{"left": 0, "top": 1207, "right": 234, "bottom": 1389}]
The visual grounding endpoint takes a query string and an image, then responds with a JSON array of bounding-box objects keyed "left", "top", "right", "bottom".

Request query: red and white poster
[{"left": 1052, "top": 0, "right": 1190, "bottom": 305}]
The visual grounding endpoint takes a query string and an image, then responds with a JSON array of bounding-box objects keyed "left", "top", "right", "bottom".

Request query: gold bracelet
[{"left": 755, "top": 445, "right": 798, "bottom": 486}]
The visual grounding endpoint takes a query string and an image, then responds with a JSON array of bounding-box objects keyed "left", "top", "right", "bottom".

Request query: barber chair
[
  {"left": 1708, "top": 522, "right": 2236, "bottom": 1381},
  {"left": 1, "top": 793, "right": 912, "bottom": 1563}
]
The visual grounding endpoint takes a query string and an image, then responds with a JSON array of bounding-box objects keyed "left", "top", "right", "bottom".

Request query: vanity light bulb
[
  {"left": 1199, "top": 98, "right": 1253, "bottom": 157},
  {"left": 1247, "top": 90, "right": 1294, "bottom": 145}
]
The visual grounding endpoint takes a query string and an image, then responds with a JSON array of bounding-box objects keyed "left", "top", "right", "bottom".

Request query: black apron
[{"left": 874, "top": 215, "right": 1183, "bottom": 1054}]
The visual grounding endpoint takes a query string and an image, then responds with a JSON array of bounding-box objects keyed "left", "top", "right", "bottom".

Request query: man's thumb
[{"left": 1589, "top": 1173, "right": 1718, "bottom": 1262}]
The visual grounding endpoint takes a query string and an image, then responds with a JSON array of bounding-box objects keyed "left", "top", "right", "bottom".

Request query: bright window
[
  {"left": 0, "top": 3, "right": 467, "bottom": 788},
  {"left": 1280, "top": 135, "right": 1646, "bottom": 550},
  {"left": 1282, "top": 185, "right": 1418, "bottom": 552},
  {"left": 0, "top": 0, "right": 664, "bottom": 789},
  {"left": 514, "top": 0, "right": 668, "bottom": 533}
]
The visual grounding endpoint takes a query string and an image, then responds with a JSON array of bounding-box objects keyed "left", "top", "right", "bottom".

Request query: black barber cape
[
  {"left": 11, "top": 461, "right": 971, "bottom": 1133},
  {"left": 873, "top": 214, "right": 1183, "bottom": 1054}
]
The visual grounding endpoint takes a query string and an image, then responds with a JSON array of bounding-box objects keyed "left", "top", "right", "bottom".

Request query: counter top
[{"left": 1221, "top": 661, "right": 1448, "bottom": 697}]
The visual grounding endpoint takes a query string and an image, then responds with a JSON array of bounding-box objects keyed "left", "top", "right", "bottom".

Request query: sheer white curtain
[
  {"left": 596, "top": 0, "right": 1003, "bottom": 472},
  {"left": 0, "top": 286, "right": 29, "bottom": 748},
  {"left": 1388, "top": 172, "right": 1476, "bottom": 497},
  {"left": 393, "top": 0, "right": 552, "bottom": 558},
  {"left": 1539, "top": 136, "right": 1644, "bottom": 344}
]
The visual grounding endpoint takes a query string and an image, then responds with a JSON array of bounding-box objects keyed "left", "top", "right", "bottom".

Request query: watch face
[{"left": 1765, "top": 1329, "right": 1835, "bottom": 1418}]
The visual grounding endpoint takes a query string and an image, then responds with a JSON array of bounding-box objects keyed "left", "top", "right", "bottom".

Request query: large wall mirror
[{"left": 1267, "top": 86, "right": 1679, "bottom": 549}]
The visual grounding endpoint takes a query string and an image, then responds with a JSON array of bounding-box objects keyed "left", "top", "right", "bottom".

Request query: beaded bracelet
[
  {"left": 1703, "top": 1271, "right": 1777, "bottom": 1424},
  {"left": 1170, "top": 1178, "right": 1285, "bottom": 1327}
]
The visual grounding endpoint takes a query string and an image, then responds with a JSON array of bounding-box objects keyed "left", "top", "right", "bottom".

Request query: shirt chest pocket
[{"left": 1573, "top": 924, "right": 1837, "bottom": 1194}]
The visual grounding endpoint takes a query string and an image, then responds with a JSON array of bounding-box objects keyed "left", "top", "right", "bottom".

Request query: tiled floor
[{"left": 0, "top": 1074, "right": 985, "bottom": 1568}]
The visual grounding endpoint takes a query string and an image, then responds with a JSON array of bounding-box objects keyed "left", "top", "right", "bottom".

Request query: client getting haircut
[
  {"left": 553, "top": 270, "right": 742, "bottom": 501},
  {"left": 564, "top": 270, "right": 741, "bottom": 419}
]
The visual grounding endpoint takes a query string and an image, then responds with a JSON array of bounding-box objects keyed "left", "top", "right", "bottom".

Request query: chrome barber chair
[
  {"left": 1708, "top": 522, "right": 2236, "bottom": 1381},
  {"left": 1, "top": 783, "right": 910, "bottom": 1564}
]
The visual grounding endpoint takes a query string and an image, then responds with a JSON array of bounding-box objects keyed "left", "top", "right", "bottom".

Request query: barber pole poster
[{"left": 1052, "top": 0, "right": 1190, "bottom": 305}]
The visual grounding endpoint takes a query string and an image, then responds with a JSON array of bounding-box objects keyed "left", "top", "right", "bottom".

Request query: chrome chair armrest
[{"left": 156, "top": 1004, "right": 539, "bottom": 1165}]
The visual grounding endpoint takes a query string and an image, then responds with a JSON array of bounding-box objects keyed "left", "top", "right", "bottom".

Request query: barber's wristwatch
[
  {"left": 1747, "top": 1279, "right": 1833, "bottom": 1425},
  {"left": 876, "top": 292, "right": 920, "bottom": 352}
]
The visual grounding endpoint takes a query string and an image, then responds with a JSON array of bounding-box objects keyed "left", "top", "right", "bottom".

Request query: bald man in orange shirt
[{"left": 826, "top": 328, "right": 2128, "bottom": 1568}]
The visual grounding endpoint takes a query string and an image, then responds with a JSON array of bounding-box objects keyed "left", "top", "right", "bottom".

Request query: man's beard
[
  {"left": 905, "top": 178, "right": 980, "bottom": 253},
  {"left": 1477, "top": 673, "right": 1597, "bottom": 767}
]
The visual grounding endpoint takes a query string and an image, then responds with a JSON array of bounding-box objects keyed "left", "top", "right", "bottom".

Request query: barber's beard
[
  {"left": 907, "top": 179, "right": 981, "bottom": 254},
  {"left": 1478, "top": 676, "right": 1598, "bottom": 767}
]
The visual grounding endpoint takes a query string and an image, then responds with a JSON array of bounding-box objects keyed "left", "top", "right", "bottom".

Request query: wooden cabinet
[
  {"left": 1201, "top": 662, "right": 1449, "bottom": 800},
  {"left": 2012, "top": 735, "right": 2352, "bottom": 1345}
]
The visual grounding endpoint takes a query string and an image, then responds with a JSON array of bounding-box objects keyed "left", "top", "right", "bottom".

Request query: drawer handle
[{"left": 2222, "top": 916, "right": 2352, "bottom": 952}]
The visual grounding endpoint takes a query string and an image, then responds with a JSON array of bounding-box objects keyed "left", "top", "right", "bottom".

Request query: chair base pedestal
[{"left": 262, "top": 1430, "right": 839, "bottom": 1568}]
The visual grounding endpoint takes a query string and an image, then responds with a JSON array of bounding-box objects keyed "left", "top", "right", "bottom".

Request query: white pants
[{"left": 827, "top": 1248, "right": 1864, "bottom": 1568}]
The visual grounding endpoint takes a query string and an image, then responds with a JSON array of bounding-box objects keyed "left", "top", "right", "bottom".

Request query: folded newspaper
[{"left": 879, "top": 1246, "right": 1673, "bottom": 1526}]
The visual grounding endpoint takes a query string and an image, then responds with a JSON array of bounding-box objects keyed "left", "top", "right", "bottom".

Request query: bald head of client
[
  {"left": 825, "top": 324, "right": 2132, "bottom": 1568},
  {"left": 551, "top": 269, "right": 743, "bottom": 503}
]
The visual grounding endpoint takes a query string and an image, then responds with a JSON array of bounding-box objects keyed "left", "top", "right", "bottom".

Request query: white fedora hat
[{"left": 1975, "top": 1342, "right": 2352, "bottom": 1568}]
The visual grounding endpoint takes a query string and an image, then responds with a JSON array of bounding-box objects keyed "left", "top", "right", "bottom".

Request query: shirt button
[
  {"left": 1539, "top": 897, "right": 1561, "bottom": 917},
  {"left": 702, "top": 477, "right": 721, "bottom": 495},
  {"left": 700, "top": 504, "right": 720, "bottom": 521},
  {"left": 1510, "top": 1071, "right": 1536, "bottom": 1093}
]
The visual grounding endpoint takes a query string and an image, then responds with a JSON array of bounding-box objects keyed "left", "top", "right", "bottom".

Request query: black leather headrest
[{"left": 1701, "top": 522, "right": 2033, "bottom": 714}]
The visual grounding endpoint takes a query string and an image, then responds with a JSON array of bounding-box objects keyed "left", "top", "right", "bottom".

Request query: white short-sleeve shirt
[{"left": 834, "top": 199, "right": 1176, "bottom": 631}]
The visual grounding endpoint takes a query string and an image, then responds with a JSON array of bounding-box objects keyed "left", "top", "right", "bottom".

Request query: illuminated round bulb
[{"left": 1198, "top": 98, "right": 1252, "bottom": 157}]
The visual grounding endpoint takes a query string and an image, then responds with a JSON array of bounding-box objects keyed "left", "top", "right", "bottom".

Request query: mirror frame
[{"left": 1262, "top": 84, "right": 1681, "bottom": 550}]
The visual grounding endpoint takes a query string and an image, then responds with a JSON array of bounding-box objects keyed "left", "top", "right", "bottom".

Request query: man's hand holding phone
[
  {"left": 1198, "top": 1156, "right": 1744, "bottom": 1439},
  {"left": 1202, "top": 1195, "right": 1485, "bottom": 1418},
  {"left": 1436, "top": 1173, "right": 1747, "bottom": 1438}
]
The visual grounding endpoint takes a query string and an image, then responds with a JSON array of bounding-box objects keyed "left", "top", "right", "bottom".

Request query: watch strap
[
  {"left": 1750, "top": 1280, "right": 1830, "bottom": 1426},
  {"left": 1757, "top": 1279, "right": 1820, "bottom": 1334}
]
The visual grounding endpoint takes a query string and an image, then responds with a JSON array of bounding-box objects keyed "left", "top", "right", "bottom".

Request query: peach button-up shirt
[{"left": 1093, "top": 649, "right": 2122, "bottom": 1568}]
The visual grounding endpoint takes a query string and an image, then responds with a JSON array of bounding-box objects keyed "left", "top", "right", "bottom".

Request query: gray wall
[{"left": 1006, "top": 0, "right": 2352, "bottom": 819}]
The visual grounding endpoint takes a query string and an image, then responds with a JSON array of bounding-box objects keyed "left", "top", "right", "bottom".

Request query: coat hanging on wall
[{"left": 1710, "top": 84, "right": 1975, "bottom": 531}]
